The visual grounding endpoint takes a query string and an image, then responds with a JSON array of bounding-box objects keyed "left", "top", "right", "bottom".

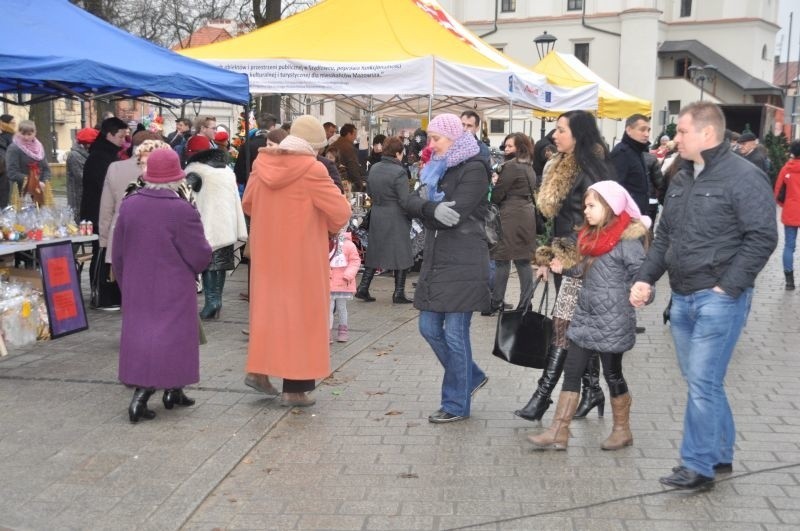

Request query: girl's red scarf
[{"left": 578, "top": 211, "right": 631, "bottom": 257}]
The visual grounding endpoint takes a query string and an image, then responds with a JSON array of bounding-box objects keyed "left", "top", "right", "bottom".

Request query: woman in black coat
[
  {"left": 404, "top": 113, "right": 491, "bottom": 423},
  {"left": 514, "top": 110, "right": 616, "bottom": 423},
  {"left": 355, "top": 136, "right": 415, "bottom": 303}
]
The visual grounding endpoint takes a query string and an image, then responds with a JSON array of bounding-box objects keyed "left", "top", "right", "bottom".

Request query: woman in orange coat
[{"left": 243, "top": 115, "right": 351, "bottom": 407}]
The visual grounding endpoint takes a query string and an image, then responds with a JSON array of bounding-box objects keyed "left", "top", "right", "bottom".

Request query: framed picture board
[{"left": 36, "top": 241, "right": 89, "bottom": 338}]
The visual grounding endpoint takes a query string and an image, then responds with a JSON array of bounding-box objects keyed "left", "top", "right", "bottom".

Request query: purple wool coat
[{"left": 112, "top": 188, "right": 212, "bottom": 389}]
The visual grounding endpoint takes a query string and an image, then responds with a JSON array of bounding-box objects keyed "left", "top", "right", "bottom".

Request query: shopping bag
[
  {"left": 492, "top": 279, "right": 552, "bottom": 369},
  {"left": 90, "top": 247, "right": 121, "bottom": 309}
]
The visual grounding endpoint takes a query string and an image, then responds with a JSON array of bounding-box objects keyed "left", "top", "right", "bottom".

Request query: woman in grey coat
[{"left": 355, "top": 136, "right": 414, "bottom": 303}]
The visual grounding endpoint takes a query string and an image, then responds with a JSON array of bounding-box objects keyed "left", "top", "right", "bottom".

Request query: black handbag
[
  {"left": 90, "top": 247, "right": 121, "bottom": 309},
  {"left": 492, "top": 279, "right": 552, "bottom": 369}
]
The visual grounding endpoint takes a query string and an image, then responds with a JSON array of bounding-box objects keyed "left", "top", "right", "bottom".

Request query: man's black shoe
[
  {"left": 660, "top": 466, "right": 714, "bottom": 490},
  {"left": 671, "top": 462, "right": 732, "bottom": 475},
  {"left": 428, "top": 409, "right": 467, "bottom": 423}
]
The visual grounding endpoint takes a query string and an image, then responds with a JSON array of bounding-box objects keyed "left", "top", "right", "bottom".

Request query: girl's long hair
[{"left": 558, "top": 110, "right": 611, "bottom": 181}]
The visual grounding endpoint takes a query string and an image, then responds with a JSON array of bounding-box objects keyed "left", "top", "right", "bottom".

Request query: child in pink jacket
[{"left": 329, "top": 231, "right": 361, "bottom": 342}]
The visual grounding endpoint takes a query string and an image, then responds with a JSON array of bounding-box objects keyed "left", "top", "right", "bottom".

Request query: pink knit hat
[
  {"left": 588, "top": 180, "right": 652, "bottom": 229},
  {"left": 427, "top": 113, "right": 463, "bottom": 141},
  {"left": 143, "top": 149, "right": 185, "bottom": 183}
]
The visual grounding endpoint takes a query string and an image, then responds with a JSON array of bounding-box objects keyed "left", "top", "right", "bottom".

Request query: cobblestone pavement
[{"left": 1, "top": 232, "right": 799, "bottom": 530}]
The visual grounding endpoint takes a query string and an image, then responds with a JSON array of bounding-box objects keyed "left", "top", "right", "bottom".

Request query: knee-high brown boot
[
  {"left": 527, "top": 391, "right": 579, "bottom": 450},
  {"left": 601, "top": 393, "right": 633, "bottom": 450}
]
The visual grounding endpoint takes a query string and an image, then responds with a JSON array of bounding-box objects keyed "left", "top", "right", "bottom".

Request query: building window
[
  {"left": 762, "top": 44, "right": 768, "bottom": 60},
  {"left": 490, "top": 119, "right": 505, "bottom": 134},
  {"left": 680, "top": 0, "right": 692, "bottom": 17},
  {"left": 668, "top": 100, "right": 681, "bottom": 115},
  {"left": 64, "top": 98, "right": 74, "bottom": 111},
  {"left": 674, "top": 58, "right": 691, "bottom": 78},
  {"left": 567, "top": 0, "right": 583, "bottom": 11},
  {"left": 574, "top": 43, "right": 590, "bottom": 66},
  {"left": 501, "top": 0, "right": 515, "bottom": 12}
]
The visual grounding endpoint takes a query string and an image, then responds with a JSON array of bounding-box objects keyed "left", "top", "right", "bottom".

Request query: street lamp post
[
  {"left": 533, "top": 31, "right": 557, "bottom": 139},
  {"left": 688, "top": 64, "right": 718, "bottom": 101}
]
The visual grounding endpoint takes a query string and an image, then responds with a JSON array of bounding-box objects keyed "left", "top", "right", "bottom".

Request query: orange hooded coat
[{"left": 243, "top": 147, "right": 351, "bottom": 380}]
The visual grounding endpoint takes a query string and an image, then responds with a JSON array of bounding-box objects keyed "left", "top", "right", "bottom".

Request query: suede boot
[
  {"left": 514, "top": 345, "right": 568, "bottom": 421},
  {"left": 601, "top": 393, "right": 633, "bottom": 450},
  {"left": 528, "top": 391, "right": 579, "bottom": 450},
  {"left": 785, "top": 271, "right": 795, "bottom": 290},
  {"left": 573, "top": 351, "right": 605, "bottom": 418},
  {"left": 392, "top": 269, "right": 413, "bottom": 303},
  {"left": 355, "top": 267, "right": 377, "bottom": 302}
]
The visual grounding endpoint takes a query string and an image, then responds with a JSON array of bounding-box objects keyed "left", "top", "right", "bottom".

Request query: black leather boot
[
  {"left": 786, "top": 271, "right": 795, "bottom": 290},
  {"left": 128, "top": 388, "right": 157, "bottom": 423},
  {"left": 573, "top": 351, "right": 605, "bottom": 419},
  {"left": 514, "top": 345, "right": 568, "bottom": 422},
  {"left": 163, "top": 388, "right": 196, "bottom": 410},
  {"left": 199, "top": 270, "right": 222, "bottom": 320},
  {"left": 355, "top": 267, "right": 377, "bottom": 302},
  {"left": 392, "top": 270, "right": 413, "bottom": 304}
]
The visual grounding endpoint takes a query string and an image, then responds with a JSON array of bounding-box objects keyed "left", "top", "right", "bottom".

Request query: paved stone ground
[{"left": 1, "top": 230, "right": 799, "bottom": 530}]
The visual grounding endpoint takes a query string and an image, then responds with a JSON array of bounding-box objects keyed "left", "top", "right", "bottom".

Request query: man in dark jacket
[
  {"left": 0, "top": 114, "right": 16, "bottom": 208},
  {"left": 81, "top": 117, "right": 128, "bottom": 288},
  {"left": 736, "top": 132, "right": 771, "bottom": 182},
  {"left": 610, "top": 114, "right": 653, "bottom": 215},
  {"left": 233, "top": 112, "right": 277, "bottom": 190},
  {"left": 631, "top": 102, "right": 777, "bottom": 491},
  {"left": 332, "top": 124, "right": 365, "bottom": 192}
]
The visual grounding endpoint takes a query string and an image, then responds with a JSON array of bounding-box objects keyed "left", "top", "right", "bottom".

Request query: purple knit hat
[
  {"left": 427, "top": 113, "right": 463, "bottom": 141},
  {"left": 143, "top": 149, "right": 185, "bottom": 184}
]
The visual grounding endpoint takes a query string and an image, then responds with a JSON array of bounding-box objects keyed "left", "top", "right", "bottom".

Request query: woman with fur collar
[
  {"left": 514, "top": 110, "right": 616, "bottom": 423},
  {"left": 185, "top": 147, "right": 248, "bottom": 320}
]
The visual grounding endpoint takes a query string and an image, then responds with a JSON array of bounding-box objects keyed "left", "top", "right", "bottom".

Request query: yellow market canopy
[
  {"left": 179, "top": 0, "right": 599, "bottom": 116},
  {"left": 532, "top": 51, "right": 651, "bottom": 119}
]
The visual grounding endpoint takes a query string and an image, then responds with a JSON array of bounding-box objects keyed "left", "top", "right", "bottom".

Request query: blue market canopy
[{"left": 0, "top": 0, "right": 250, "bottom": 106}]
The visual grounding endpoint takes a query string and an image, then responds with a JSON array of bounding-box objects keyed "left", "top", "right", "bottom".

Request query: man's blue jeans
[
  {"left": 419, "top": 311, "right": 485, "bottom": 417},
  {"left": 783, "top": 225, "right": 797, "bottom": 272},
  {"left": 669, "top": 288, "right": 753, "bottom": 478}
]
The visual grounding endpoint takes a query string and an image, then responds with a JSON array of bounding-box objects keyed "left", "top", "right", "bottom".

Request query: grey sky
[{"left": 777, "top": 0, "right": 800, "bottom": 62}]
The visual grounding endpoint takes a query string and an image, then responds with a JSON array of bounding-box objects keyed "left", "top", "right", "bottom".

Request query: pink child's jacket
[{"left": 330, "top": 232, "right": 361, "bottom": 293}]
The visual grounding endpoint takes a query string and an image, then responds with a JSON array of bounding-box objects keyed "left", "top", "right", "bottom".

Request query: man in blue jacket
[{"left": 630, "top": 101, "right": 777, "bottom": 490}]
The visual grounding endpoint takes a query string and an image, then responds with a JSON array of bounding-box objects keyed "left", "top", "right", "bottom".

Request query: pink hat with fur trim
[{"left": 588, "top": 180, "right": 652, "bottom": 229}]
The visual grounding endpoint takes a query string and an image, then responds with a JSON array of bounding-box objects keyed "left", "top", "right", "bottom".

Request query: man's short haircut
[
  {"left": 100, "top": 117, "right": 128, "bottom": 137},
  {"left": 679, "top": 102, "right": 726, "bottom": 142},
  {"left": 460, "top": 110, "right": 481, "bottom": 127},
  {"left": 790, "top": 140, "right": 800, "bottom": 158},
  {"left": 625, "top": 114, "right": 650, "bottom": 128},
  {"left": 383, "top": 136, "right": 404, "bottom": 158},
  {"left": 323, "top": 122, "right": 337, "bottom": 130},
  {"left": 195, "top": 116, "right": 216, "bottom": 133},
  {"left": 177, "top": 118, "right": 193, "bottom": 128},
  {"left": 256, "top": 113, "right": 278, "bottom": 130},
  {"left": 340, "top": 123, "right": 356, "bottom": 137}
]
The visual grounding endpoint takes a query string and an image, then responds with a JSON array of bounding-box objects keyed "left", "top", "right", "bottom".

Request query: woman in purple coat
[{"left": 112, "top": 149, "right": 212, "bottom": 423}]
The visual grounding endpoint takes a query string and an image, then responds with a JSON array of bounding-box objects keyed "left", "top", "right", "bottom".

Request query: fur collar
[
  {"left": 536, "top": 152, "right": 578, "bottom": 219},
  {"left": 533, "top": 219, "right": 648, "bottom": 269},
  {"left": 0, "top": 121, "right": 15, "bottom": 135}
]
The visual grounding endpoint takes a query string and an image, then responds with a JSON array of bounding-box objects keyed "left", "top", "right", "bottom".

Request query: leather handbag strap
[{"left": 516, "top": 277, "right": 550, "bottom": 316}]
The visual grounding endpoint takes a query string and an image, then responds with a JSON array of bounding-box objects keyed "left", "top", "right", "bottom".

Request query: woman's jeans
[
  {"left": 783, "top": 225, "right": 797, "bottom": 272},
  {"left": 561, "top": 344, "right": 627, "bottom": 396},
  {"left": 492, "top": 259, "right": 534, "bottom": 307},
  {"left": 669, "top": 288, "right": 753, "bottom": 478},
  {"left": 419, "top": 311, "right": 485, "bottom": 417}
]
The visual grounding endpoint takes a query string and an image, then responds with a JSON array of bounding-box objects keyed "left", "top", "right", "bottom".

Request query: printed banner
[{"left": 209, "top": 57, "right": 433, "bottom": 95}]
